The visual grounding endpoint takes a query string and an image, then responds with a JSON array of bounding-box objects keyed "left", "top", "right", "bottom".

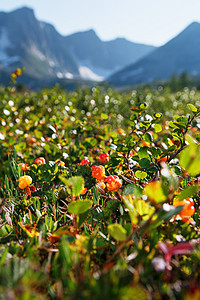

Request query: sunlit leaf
[
  {"left": 135, "top": 170, "right": 147, "bottom": 179},
  {"left": 123, "top": 184, "right": 142, "bottom": 198},
  {"left": 59, "top": 176, "right": 84, "bottom": 196},
  {"left": 187, "top": 103, "right": 197, "bottom": 113},
  {"left": 108, "top": 224, "right": 127, "bottom": 242},
  {"left": 68, "top": 200, "right": 92, "bottom": 215},
  {"left": 177, "top": 185, "right": 198, "bottom": 201},
  {"left": 144, "top": 181, "right": 167, "bottom": 203}
]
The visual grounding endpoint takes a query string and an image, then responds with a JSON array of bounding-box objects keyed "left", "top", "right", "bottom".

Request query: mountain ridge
[
  {"left": 0, "top": 6, "right": 155, "bottom": 86},
  {"left": 108, "top": 21, "right": 200, "bottom": 86}
]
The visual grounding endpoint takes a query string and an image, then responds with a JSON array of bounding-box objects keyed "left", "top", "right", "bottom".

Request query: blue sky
[{"left": 1, "top": 0, "right": 200, "bottom": 46}]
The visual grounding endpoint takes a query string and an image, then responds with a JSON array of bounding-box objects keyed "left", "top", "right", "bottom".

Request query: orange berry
[
  {"left": 79, "top": 158, "right": 90, "bottom": 166},
  {"left": 98, "top": 153, "right": 110, "bottom": 164},
  {"left": 18, "top": 163, "right": 28, "bottom": 172},
  {"left": 18, "top": 175, "right": 32, "bottom": 189},
  {"left": 15, "top": 68, "right": 22, "bottom": 76},
  {"left": 55, "top": 159, "right": 65, "bottom": 166},
  {"left": 96, "top": 180, "right": 106, "bottom": 190},
  {"left": 25, "top": 186, "right": 31, "bottom": 196},
  {"left": 191, "top": 127, "right": 197, "bottom": 133},
  {"left": 173, "top": 197, "right": 195, "bottom": 222},
  {"left": 28, "top": 137, "right": 37, "bottom": 144},
  {"left": 117, "top": 128, "right": 125, "bottom": 135},
  {"left": 106, "top": 175, "right": 122, "bottom": 192},
  {"left": 91, "top": 165, "right": 105, "bottom": 180},
  {"left": 34, "top": 157, "right": 46, "bottom": 165},
  {"left": 157, "top": 156, "right": 167, "bottom": 163},
  {"left": 80, "top": 187, "right": 87, "bottom": 195},
  {"left": 129, "top": 151, "right": 134, "bottom": 157},
  {"left": 142, "top": 141, "right": 150, "bottom": 147}
]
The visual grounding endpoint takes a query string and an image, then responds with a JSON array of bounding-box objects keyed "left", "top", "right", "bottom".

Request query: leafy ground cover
[{"left": 0, "top": 74, "right": 200, "bottom": 299}]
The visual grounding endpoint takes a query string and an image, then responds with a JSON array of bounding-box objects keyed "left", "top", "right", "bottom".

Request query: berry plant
[{"left": 0, "top": 73, "right": 200, "bottom": 299}]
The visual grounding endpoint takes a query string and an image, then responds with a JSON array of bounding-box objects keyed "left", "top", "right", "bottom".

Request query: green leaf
[
  {"left": 147, "top": 205, "right": 183, "bottom": 231},
  {"left": 125, "top": 136, "right": 133, "bottom": 144},
  {"left": 0, "top": 225, "right": 12, "bottom": 237},
  {"left": 77, "top": 210, "right": 90, "bottom": 228},
  {"left": 135, "top": 199, "right": 155, "bottom": 220},
  {"left": 122, "top": 195, "right": 138, "bottom": 224},
  {"left": 0, "top": 248, "right": 9, "bottom": 265},
  {"left": 144, "top": 181, "right": 167, "bottom": 203},
  {"left": 180, "top": 143, "right": 200, "bottom": 176},
  {"left": 139, "top": 158, "right": 151, "bottom": 168},
  {"left": 101, "top": 113, "right": 108, "bottom": 120},
  {"left": 154, "top": 113, "right": 162, "bottom": 119},
  {"left": 138, "top": 147, "right": 149, "bottom": 159},
  {"left": 154, "top": 124, "right": 162, "bottom": 133},
  {"left": 59, "top": 176, "right": 84, "bottom": 196},
  {"left": 108, "top": 224, "right": 127, "bottom": 242},
  {"left": 68, "top": 200, "right": 92, "bottom": 215},
  {"left": 85, "top": 137, "right": 97, "bottom": 146},
  {"left": 169, "top": 121, "right": 179, "bottom": 129},
  {"left": 139, "top": 103, "right": 148, "bottom": 110},
  {"left": 123, "top": 184, "right": 142, "bottom": 198},
  {"left": 144, "top": 132, "right": 153, "bottom": 143},
  {"left": 135, "top": 170, "right": 147, "bottom": 179},
  {"left": 187, "top": 103, "right": 197, "bottom": 113},
  {"left": 150, "top": 147, "right": 161, "bottom": 158},
  {"left": 177, "top": 185, "right": 198, "bottom": 201}
]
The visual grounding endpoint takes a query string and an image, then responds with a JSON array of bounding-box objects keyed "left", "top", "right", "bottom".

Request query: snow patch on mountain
[
  {"left": 30, "top": 44, "right": 46, "bottom": 61},
  {"left": 0, "top": 27, "right": 19, "bottom": 67},
  {"left": 79, "top": 66, "right": 103, "bottom": 81},
  {"left": 56, "top": 72, "right": 74, "bottom": 79}
]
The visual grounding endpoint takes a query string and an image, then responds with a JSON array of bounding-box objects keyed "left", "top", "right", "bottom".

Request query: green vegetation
[{"left": 0, "top": 74, "right": 200, "bottom": 299}]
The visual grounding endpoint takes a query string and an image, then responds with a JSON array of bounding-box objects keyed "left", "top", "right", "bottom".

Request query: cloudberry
[
  {"left": 28, "top": 137, "right": 37, "bottom": 144},
  {"left": 96, "top": 180, "right": 106, "bottom": 191},
  {"left": 98, "top": 153, "right": 110, "bottom": 164},
  {"left": 34, "top": 157, "right": 46, "bottom": 165},
  {"left": 18, "top": 175, "right": 32, "bottom": 189},
  {"left": 91, "top": 165, "right": 105, "bottom": 180},
  {"left": 80, "top": 187, "right": 87, "bottom": 195},
  {"left": 157, "top": 156, "right": 167, "bottom": 163},
  {"left": 18, "top": 163, "right": 28, "bottom": 172},
  {"left": 79, "top": 158, "right": 90, "bottom": 166},
  {"left": 106, "top": 175, "right": 122, "bottom": 192},
  {"left": 173, "top": 197, "right": 195, "bottom": 222}
]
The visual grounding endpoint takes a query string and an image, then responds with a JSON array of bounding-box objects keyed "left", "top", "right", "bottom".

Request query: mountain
[
  {"left": 0, "top": 7, "right": 79, "bottom": 82},
  {"left": 0, "top": 6, "right": 155, "bottom": 87},
  {"left": 64, "top": 30, "right": 155, "bottom": 80},
  {"left": 108, "top": 22, "right": 200, "bottom": 87}
]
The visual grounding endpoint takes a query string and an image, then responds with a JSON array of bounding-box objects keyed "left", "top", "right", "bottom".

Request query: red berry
[
  {"left": 34, "top": 157, "right": 46, "bottom": 165},
  {"left": 80, "top": 187, "right": 87, "bottom": 195},
  {"left": 91, "top": 165, "right": 105, "bottom": 180},
  {"left": 157, "top": 156, "right": 167, "bottom": 163},
  {"left": 98, "top": 153, "right": 110, "bottom": 164},
  {"left": 28, "top": 137, "right": 37, "bottom": 144},
  {"left": 18, "top": 163, "right": 28, "bottom": 172},
  {"left": 106, "top": 175, "right": 122, "bottom": 192},
  {"left": 79, "top": 158, "right": 90, "bottom": 166},
  {"left": 173, "top": 197, "right": 195, "bottom": 222}
]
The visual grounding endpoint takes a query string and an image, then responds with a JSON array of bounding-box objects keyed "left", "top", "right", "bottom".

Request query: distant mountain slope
[
  {"left": 108, "top": 22, "right": 200, "bottom": 86},
  {"left": 65, "top": 30, "right": 155, "bottom": 79},
  {"left": 0, "top": 7, "right": 79, "bottom": 80}
]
